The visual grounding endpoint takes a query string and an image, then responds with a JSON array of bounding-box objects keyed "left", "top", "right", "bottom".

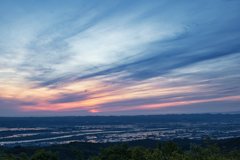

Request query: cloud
[
  {"left": 48, "top": 92, "right": 89, "bottom": 104},
  {"left": 30, "top": 0, "right": 240, "bottom": 88},
  {"left": 0, "top": 97, "right": 38, "bottom": 116},
  {"left": 0, "top": 0, "right": 240, "bottom": 115}
]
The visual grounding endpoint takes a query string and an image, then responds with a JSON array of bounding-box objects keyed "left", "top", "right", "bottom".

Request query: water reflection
[
  {"left": 0, "top": 128, "right": 48, "bottom": 131},
  {"left": 0, "top": 133, "right": 40, "bottom": 139},
  {"left": 1, "top": 121, "right": 240, "bottom": 147}
]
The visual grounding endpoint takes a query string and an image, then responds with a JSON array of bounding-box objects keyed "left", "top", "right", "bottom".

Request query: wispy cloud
[{"left": 0, "top": 0, "right": 240, "bottom": 116}]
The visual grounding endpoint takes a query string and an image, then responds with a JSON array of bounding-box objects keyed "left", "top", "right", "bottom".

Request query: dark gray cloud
[
  {"left": 0, "top": 97, "right": 38, "bottom": 116},
  {"left": 48, "top": 92, "right": 89, "bottom": 104},
  {"left": 0, "top": 97, "right": 38, "bottom": 107}
]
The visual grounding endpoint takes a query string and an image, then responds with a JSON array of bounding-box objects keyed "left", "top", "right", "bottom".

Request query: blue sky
[{"left": 0, "top": 0, "right": 240, "bottom": 116}]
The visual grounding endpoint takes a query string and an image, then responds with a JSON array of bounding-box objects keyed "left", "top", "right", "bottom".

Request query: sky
[{"left": 0, "top": 0, "right": 240, "bottom": 116}]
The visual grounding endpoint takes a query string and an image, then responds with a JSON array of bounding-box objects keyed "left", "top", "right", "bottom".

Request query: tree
[
  {"left": 72, "top": 147, "right": 84, "bottom": 160},
  {"left": 30, "top": 150, "right": 59, "bottom": 160}
]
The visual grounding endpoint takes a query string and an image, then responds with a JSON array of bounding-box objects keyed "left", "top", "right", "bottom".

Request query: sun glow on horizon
[{"left": 89, "top": 109, "right": 100, "bottom": 113}]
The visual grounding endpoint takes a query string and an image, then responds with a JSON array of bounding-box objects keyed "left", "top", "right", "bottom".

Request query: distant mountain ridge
[{"left": 0, "top": 114, "right": 240, "bottom": 127}]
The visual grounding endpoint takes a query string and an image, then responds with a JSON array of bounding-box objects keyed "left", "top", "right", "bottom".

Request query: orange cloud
[
  {"left": 81, "top": 95, "right": 240, "bottom": 113},
  {"left": 3, "top": 73, "right": 240, "bottom": 115}
]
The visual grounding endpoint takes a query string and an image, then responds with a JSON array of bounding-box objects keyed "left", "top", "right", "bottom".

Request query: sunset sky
[{"left": 0, "top": 0, "right": 240, "bottom": 116}]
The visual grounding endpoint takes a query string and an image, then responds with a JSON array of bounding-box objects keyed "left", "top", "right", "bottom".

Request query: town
[{"left": 0, "top": 114, "right": 239, "bottom": 147}]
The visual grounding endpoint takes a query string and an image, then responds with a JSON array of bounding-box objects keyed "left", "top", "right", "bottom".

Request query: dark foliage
[{"left": 1, "top": 137, "right": 240, "bottom": 159}]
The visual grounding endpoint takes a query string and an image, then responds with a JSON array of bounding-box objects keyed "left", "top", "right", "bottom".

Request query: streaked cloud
[{"left": 0, "top": 0, "right": 239, "bottom": 116}]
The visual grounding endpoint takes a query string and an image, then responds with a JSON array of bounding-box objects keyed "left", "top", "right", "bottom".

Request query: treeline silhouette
[{"left": 1, "top": 137, "right": 240, "bottom": 160}]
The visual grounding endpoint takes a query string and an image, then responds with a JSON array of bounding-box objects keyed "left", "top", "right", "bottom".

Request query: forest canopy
[{"left": 1, "top": 137, "right": 240, "bottom": 160}]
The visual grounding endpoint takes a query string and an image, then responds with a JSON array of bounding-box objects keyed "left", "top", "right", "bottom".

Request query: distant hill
[{"left": 1, "top": 114, "right": 240, "bottom": 127}]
